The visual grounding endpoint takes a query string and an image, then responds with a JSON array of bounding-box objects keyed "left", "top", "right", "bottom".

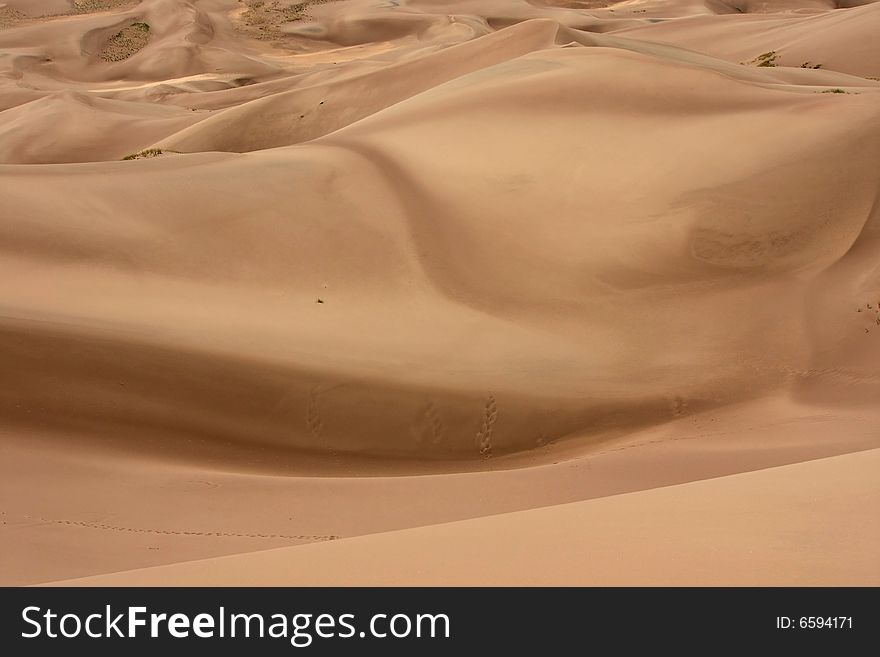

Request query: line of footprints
[
  {"left": 308, "top": 389, "right": 499, "bottom": 456},
  {"left": 856, "top": 301, "right": 880, "bottom": 333}
]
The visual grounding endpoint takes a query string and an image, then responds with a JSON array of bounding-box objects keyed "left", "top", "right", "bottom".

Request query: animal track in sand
[
  {"left": 669, "top": 395, "right": 688, "bottom": 418},
  {"left": 41, "top": 517, "right": 339, "bottom": 541},
  {"left": 855, "top": 300, "right": 880, "bottom": 334},
  {"left": 411, "top": 400, "right": 445, "bottom": 445},
  {"left": 475, "top": 395, "right": 498, "bottom": 457},
  {"left": 306, "top": 385, "right": 324, "bottom": 439},
  {"left": 184, "top": 479, "right": 221, "bottom": 489}
]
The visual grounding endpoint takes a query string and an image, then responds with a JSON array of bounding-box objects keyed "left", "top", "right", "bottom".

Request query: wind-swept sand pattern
[{"left": 1, "top": 0, "right": 878, "bottom": 585}]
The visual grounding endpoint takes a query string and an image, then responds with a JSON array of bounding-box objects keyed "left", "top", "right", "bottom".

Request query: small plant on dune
[
  {"left": 821, "top": 88, "right": 848, "bottom": 94},
  {"left": 122, "top": 148, "right": 168, "bottom": 160},
  {"left": 800, "top": 62, "right": 822, "bottom": 69},
  {"left": 754, "top": 51, "right": 779, "bottom": 67},
  {"left": 742, "top": 51, "right": 779, "bottom": 68}
]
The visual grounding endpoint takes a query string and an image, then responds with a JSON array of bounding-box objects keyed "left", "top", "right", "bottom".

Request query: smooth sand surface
[
  {"left": 1, "top": 0, "right": 879, "bottom": 585},
  {"left": 54, "top": 449, "right": 880, "bottom": 586}
]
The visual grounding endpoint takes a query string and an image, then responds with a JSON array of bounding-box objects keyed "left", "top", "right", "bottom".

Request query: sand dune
[
  {"left": 1, "top": 0, "right": 878, "bottom": 585},
  {"left": 52, "top": 449, "right": 880, "bottom": 586},
  {"left": 2, "top": 40, "right": 878, "bottom": 457},
  {"left": 4, "top": 393, "right": 878, "bottom": 585},
  {"left": 0, "top": 90, "right": 200, "bottom": 162},
  {"left": 617, "top": 1, "right": 880, "bottom": 77}
]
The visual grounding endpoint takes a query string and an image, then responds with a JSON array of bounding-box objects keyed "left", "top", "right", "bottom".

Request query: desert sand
[
  {"left": 1, "top": 0, "right": 878, "bottom": 586},
  {"left": 55, "top": 449, "right": 880, "bottom": 586}
]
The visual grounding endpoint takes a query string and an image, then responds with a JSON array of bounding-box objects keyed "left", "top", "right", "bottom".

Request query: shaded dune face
[{"left": 0, "top": 0, "right": 879, "bottom": 466}]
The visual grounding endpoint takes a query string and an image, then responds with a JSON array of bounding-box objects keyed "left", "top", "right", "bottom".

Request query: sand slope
[
  {"left": 2, "top": 38, "right": 879, "bottom": 459},
  {"left": 1, "top": 0, "right": 879, "bottom": 584},
  {"left": 5, "top": 393, "right": 879, "bottom": 585},
  {"left": 53, "top": 449, "right": 880, "bottom": 586}
]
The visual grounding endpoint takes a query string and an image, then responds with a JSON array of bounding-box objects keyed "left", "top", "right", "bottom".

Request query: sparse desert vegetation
[
  {"left": 0, "top": 7, "right": 26, "bottom": 29},
  {"left": 121, "top": 147, "right": 174, "bottom": 160},
  {"left": 99, "top": 21, "right": 150, "bottom": 62},
  {"left": 235, "top": 0, "right": 332, "bottom": 41},
  {"left": 73, "top": 0, "right": 140, "bottom": 13},
  {"left": 0, "top": 0, "right": 139, "bottom": 28},
  {"left": 747, "top": 51, "right": 779, "bottom": 67}
]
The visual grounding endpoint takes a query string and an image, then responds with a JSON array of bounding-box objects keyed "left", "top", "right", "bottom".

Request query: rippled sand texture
[{"left": 1, "top": 0, "right": 879, "bottom": 585}]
